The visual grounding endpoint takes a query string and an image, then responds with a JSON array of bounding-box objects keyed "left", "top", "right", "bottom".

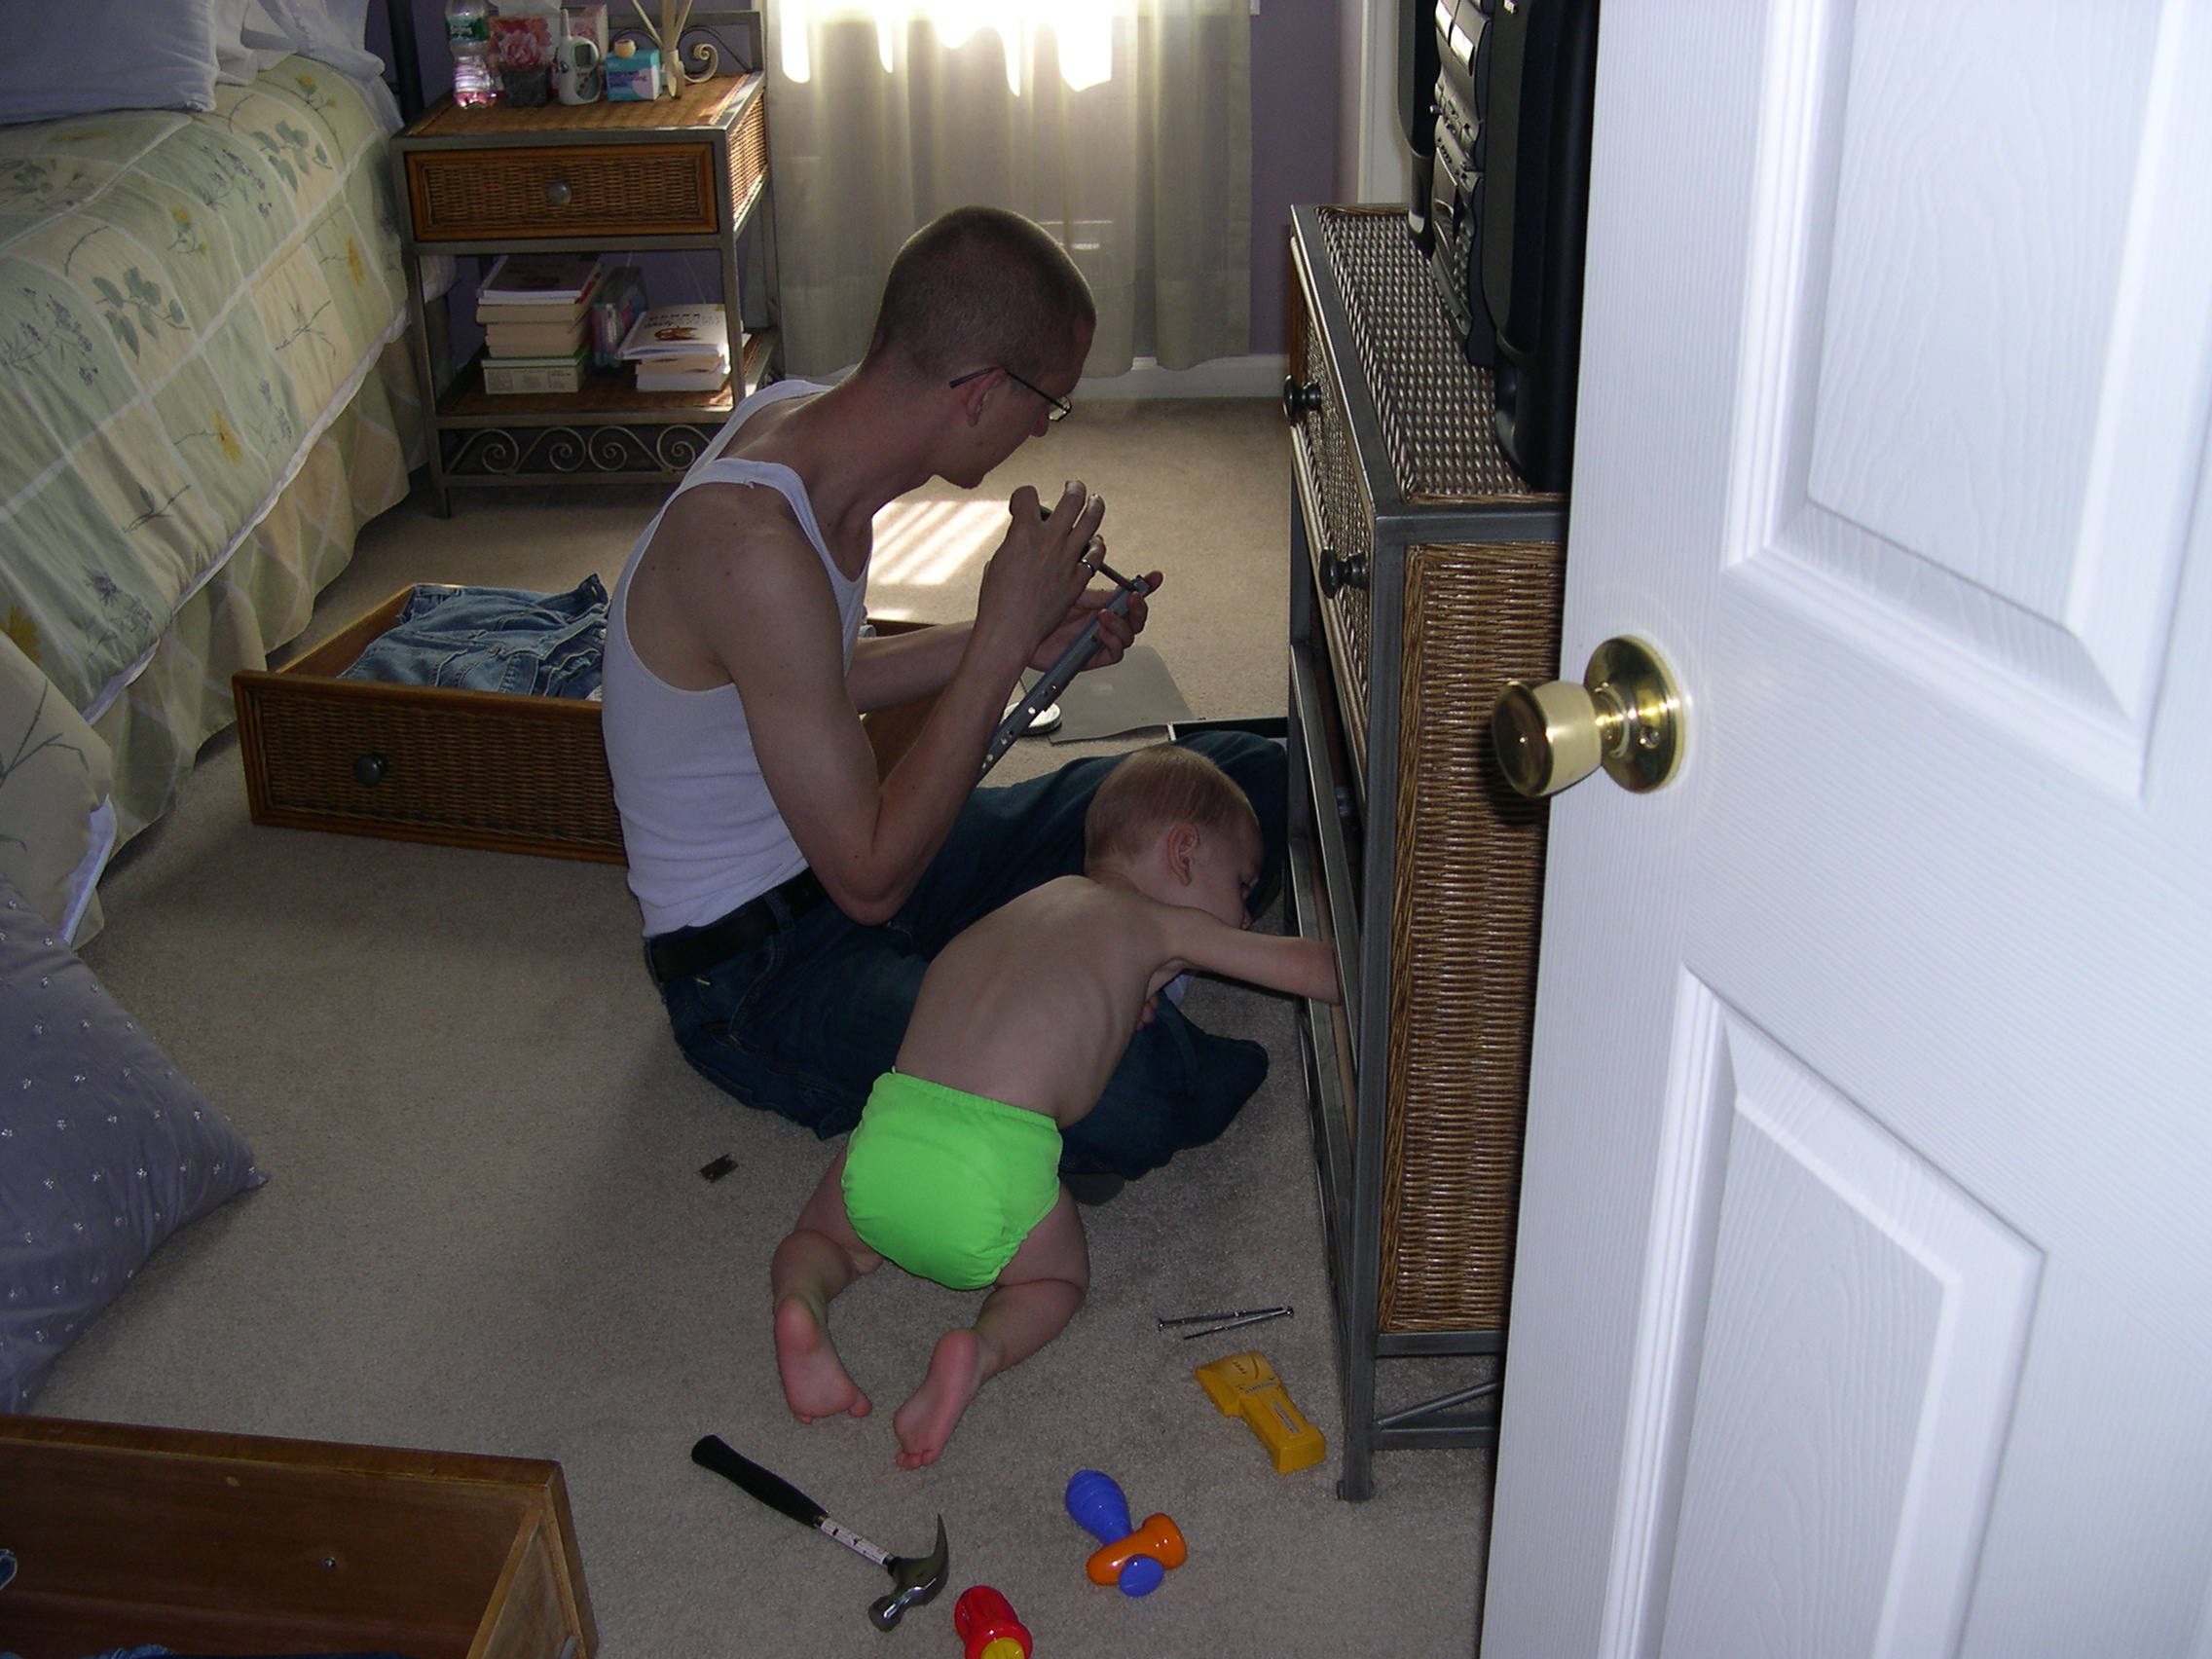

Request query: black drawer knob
[
  {"left": 352, "top": 753, "right": 388, "bottom": 787},
  {"left": 1318, "top": 550, "right": 1369, "bottom": 598},
  {"left": 546, "top": 178, "right": 572, "bottom": 207},
  {"left": 1282, "top": 376, "right": 1323, "bottom": 423}
]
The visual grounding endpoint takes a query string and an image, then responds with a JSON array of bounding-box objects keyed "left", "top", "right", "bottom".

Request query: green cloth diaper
[{"left": 841, "top": 1071, "right": 1063, "bottom": 1291}]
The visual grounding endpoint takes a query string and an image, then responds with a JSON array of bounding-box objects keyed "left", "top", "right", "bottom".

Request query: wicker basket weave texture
[
  {"left": 1378, "top": 541, "right": 1563, "bottom": 1332},
  {"left": 413, "top": 144, "right": 715, "bottom": 238},
  {"left": 1316, "top": 207, "right": 1552, "bottom": 505},
  {"left": 727, "top": 90, "right": 768, "bottom": 227},
  {"left": 251, "top": 691, "right": 624, "bottom": 854}
]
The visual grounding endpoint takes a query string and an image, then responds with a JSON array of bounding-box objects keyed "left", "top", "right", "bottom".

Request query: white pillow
[
  {"left": 0, "top": 0, "right": 220, "bottom": 124},
  {"left": 214, "top": 0, "right": 400, "bottom": 130}
]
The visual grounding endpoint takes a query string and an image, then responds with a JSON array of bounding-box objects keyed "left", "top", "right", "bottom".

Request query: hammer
[{"left": 691, "top": 1435, "right": 949, "bottom": 1630}]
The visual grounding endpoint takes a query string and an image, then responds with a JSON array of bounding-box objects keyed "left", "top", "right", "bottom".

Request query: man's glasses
[{"left": 948, "top": 365, "right": 1073, "bottom": 422}]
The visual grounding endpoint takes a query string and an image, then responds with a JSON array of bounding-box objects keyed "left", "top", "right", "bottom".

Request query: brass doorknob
[{"left": 1493, "top": 636, "right": 1682, "bottom": 797}]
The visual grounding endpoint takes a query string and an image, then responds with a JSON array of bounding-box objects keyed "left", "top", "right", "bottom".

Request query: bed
[{"left": 0, "top": 13, "right": 425, "bottom": 943}]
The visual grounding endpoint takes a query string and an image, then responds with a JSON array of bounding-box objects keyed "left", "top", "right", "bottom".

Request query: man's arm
[
  {"left": 681, "top": 481, "right": 1105, "bottom": 925},
  {"left": 845, "top": 570, "right": 1161, "bottom": 715},
  {"left": 848, "top": 622, "right": 974, "bottom": 714},
  {"left": 1157, "top": 906, "right": 1343, "bottom": 1004}
]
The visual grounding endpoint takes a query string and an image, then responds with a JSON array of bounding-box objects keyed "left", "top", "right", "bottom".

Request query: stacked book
[
  {"left": 477, "top": 254, "right": 603, "bottom": 395},
  {"left": 619, "top": 303, "right": 734, "bottom": 393}
]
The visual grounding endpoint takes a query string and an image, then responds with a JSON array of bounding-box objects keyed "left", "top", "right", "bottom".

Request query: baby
[{"left": 770, "top": 744, "right": 1342, "bottom": 1468}]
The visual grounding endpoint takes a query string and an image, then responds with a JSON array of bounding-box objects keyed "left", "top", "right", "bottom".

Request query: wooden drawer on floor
[
  {"left": 235, "top": 589, "right": 934, "bottom": 863},
  {"left": 0, "top": 1416, "right": 595, "bottom": 1659}
]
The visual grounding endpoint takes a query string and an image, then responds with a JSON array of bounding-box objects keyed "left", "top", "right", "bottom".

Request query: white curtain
[{"left": 763, "top": 0, "right": 1252, "bottom": 377}]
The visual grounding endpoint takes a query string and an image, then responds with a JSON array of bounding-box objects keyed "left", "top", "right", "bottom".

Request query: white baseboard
[{"left": 1075, "top": 353, "right": 1288, "bottom": 401}]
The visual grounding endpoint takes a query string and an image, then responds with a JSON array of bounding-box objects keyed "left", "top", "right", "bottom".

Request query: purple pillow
[{"left": 0, "top": 879, "right": 265, "bottom": 1410}]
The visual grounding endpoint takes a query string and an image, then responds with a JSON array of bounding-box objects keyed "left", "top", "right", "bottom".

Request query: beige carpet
[{"left": 40, "top": 400, "right": 1492, "bottom": 1657}]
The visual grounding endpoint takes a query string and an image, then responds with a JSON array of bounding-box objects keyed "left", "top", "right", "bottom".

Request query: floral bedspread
[{"left": 0, "top": 57, "right": 408, "bottom": 719}]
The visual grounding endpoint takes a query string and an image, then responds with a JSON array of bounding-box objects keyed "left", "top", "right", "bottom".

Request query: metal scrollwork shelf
[{"left": 441, "top": 421, "right": 720, "bottom": 478}]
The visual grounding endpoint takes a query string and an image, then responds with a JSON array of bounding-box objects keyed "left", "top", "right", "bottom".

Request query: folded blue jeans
[
  {"left": 655, "top": 731, "right": 1287, "bottom": 1180},
  {"left": 340, "top": 575, "right": 608, "bottom": 698}
]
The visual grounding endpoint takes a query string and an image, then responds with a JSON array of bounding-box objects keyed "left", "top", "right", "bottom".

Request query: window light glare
[{"left": 777, "top": 3, "right": 1115, "bottom": 94}]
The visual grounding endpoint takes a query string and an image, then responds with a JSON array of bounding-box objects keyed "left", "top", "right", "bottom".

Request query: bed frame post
[{"left": 385, "top": 0, "right": 425, "bottom": 126}]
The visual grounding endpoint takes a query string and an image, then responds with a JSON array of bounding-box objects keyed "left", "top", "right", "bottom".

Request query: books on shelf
[
  {"left": 481, "top": 348, "right": 589, "bottom": 395},
  {"left": 484, "top": 315, "right": 588, "bottom": 358},
  {"left": 476, "top": 253, "right": 604, "bottom": 308},
  {"left": 621, "top": 303, "right": 733, "bottom": 393},
  {"left": 636, "top": 361, "right": 732, "bottom": 392},
  {"left": 619, "top": 303, "right": 730, "bottom": 361}
]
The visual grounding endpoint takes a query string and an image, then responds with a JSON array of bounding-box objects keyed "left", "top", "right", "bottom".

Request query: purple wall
[
  {"left": 1249, "top": 0, "right": 1342, "bottom": 355},
  {"left": 369, "top": 0, "right": 1342, "bottom": 359}
]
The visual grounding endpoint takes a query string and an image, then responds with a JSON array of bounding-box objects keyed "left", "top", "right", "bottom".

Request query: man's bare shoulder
[
  {"left": 626, "top": 482, "right": 839, "bottom": 689},
  {"left": 649, "top": 479, "right": 813, "bottom": 576}
]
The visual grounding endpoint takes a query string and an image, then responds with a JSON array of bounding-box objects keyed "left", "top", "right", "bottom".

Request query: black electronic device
[
  {"left": 1424, "top": 0, "right": 1493, "bottom": 365},
  {"left": 1400, "top": 0, "right": 1442, "bottom": 251},
  {"left": 1416, "top": 0, "right": 1599, "bottom": 492},
  {"left": 1482, "top": 0, "right": 1599, "bottom": 491}
]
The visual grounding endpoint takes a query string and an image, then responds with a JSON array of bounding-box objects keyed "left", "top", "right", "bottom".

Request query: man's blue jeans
[{"left": 654, "top": 731, "right": 1287, "bottom": 1180}]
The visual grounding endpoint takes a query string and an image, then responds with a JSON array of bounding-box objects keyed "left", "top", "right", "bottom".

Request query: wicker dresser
[{"left": 1284, "top": 205, "right": 1567, "bottom": 1499}]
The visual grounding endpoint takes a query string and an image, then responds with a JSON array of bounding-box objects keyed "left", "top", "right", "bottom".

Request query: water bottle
[{"left": 446, "top": 0, "right": 498, "bottom": 108}]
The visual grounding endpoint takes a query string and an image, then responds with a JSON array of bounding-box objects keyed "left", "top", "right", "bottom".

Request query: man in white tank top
[{"left": 606, "top": 207, "right": 1287, "bottom": 1192}]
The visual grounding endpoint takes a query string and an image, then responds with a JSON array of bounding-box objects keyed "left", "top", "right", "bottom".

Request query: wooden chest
[
  {"left": 234, "top": 590, "right": 933, "bottom": 862},
  {"left": 1284, "top": 205, "right": 1567, "bottom": 1497},
  {"left": 0, "top": 1416, "right": 595, "bottom": 1659}
]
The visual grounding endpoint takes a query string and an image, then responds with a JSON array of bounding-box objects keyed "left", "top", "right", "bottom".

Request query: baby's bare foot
[
  {"left": 775, "top": 1295, "right": 870, "bottom": 1423},
  {"left": 892, "top": 1328, "right": 984, "bottom": 1470}
]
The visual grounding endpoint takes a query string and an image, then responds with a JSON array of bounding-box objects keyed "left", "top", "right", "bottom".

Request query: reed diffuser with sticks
[{"left": 628, "top": 0, "right": 696, "bottom": 93}]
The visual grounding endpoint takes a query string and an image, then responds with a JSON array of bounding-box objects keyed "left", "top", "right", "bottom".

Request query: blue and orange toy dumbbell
[{"left": 1064, "top": 1469, "right": 1186, "bottom": 1597}]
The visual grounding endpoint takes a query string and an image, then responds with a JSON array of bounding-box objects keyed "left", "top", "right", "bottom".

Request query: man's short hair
[
  {"left": 1084, "top": 746, "right": 1259, "bottom": 873},
  {"left": 864, "top": 206, "right": 1097, "bottom": 384}
]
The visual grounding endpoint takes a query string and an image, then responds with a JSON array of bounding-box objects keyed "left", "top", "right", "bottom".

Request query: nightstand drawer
[{"left": 406, "top": 141, "right": 718, "bottom": 240}]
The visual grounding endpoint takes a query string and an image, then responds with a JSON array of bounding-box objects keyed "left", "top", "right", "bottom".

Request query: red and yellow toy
[{"left": 953, "top": 1585, "right": 1033, "bottom": 1659}]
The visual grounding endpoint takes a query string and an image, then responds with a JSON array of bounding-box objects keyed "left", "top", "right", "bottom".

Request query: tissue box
[{"left": 606, "top": 45, "right": 660, "bottom": 100}]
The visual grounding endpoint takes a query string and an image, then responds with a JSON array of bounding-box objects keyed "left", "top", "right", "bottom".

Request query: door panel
[
  {"left": 1652, "top": 1001, "right": 2040, "bottom": 1659},
  {"left": 1480, "top": 2, "right": 2212, "bottom": 1656},
  {"left": 1724, "top": 0, "right": 2212, "bottom": 790}
]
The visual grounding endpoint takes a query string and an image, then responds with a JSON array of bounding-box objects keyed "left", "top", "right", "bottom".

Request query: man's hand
[
  {"left": 1029, "top": 567, "right": 1163, "bottom": 673},
  {"left": 973, "top": 482, "right": 1109, "bottom": 682}
]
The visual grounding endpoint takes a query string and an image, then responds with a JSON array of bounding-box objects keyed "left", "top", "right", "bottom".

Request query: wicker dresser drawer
[
  {"left": 407, "top": 141, "right": 716, "bottom": 240},
  {"left": 1291, "top": 324, "right": 1377, "bottom": 796},
  {"left": 398, "top": 75, "right": 768, "bottom": 244},
  {"left": 235, "top": 591, "right": 930, "bottom": 863}
]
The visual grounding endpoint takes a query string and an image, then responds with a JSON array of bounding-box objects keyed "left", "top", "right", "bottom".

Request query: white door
[{"left": 1481, "top": 4, "right": 2212, "bottom": 1658}]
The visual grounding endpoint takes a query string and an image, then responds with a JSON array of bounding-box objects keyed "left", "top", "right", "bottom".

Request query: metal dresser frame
[{"left": 1284, "top": 204, "right": 1567, "bottom": 1501}]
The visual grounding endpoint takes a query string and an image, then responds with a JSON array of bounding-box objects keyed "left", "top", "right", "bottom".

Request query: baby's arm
[{"left": 1157, "top": 907, "right": 1342, "bottom": 1005}]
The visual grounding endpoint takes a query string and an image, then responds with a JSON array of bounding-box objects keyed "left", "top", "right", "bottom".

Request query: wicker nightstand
[{"left": 391, "top": 40, "right": 779, "bottom": 514}]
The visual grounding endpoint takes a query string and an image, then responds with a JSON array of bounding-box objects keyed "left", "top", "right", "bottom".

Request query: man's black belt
[{"left": 645, "top": 869, "right": 827, "bottom": 985}]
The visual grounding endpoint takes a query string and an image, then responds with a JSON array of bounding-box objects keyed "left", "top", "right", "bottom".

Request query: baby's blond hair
[{"left": 1083, "top": 746, "right": 1259, "bottom": 874}]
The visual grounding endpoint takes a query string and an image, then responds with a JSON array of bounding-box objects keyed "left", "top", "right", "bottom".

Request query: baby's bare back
[{"left": 896, "top": 877, "right": 1181, "bottom": 1126}]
